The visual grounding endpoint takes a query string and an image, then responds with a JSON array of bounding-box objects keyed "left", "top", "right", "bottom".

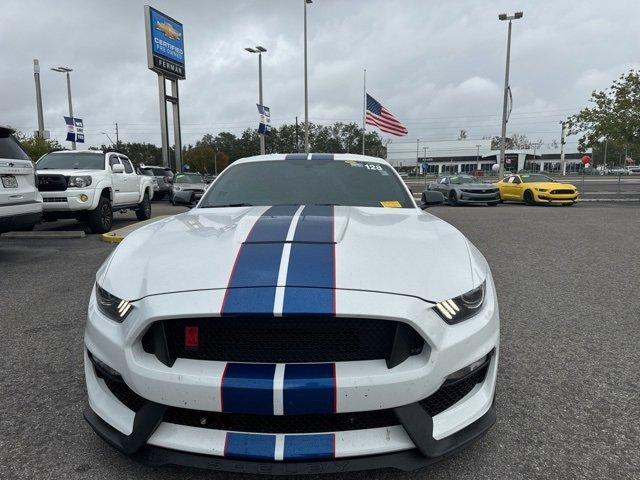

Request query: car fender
[
  {"left": 89, "top": 181, "right": 113, "bottom": 209},
  {"left": 136, "top": 177, "right": 154, "bottom": 203}
]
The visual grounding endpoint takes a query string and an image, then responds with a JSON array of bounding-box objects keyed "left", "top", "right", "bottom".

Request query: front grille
[
  {"left": 151, "top": 316, "right": 424, "bottom": 364},
  {"left": 37, "top": 174, "right": 67, "bottom": 192},
  {"left": 164, "top": 408, "right": 398, "bottom": 434},
  {"left": 43, "top": 197, "right": 67, "bottom": 203},
  {"left": 550, "top": 189, "right": 574, "bottom": 195},
  {"left": 461, "top": 189, "right": 498, "bottom": 194},
  {"left": 420, "top": 362, "right": 489, "bottom": 416}
]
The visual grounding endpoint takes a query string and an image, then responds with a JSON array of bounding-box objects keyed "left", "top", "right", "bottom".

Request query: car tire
[
  {"left": 135, "top": 192, "right": 152, "bottom": 221},
  {"left": 448, "top": 191, "right": 458, "bottom": 206},
  {"left": 87, "top": 196, "right": 113, "bottom": 233},
  {"left": 524, "top": 190, "right": 536, "bottom": 206}
]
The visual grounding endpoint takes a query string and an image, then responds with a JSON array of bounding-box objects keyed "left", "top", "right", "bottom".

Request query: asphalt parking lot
[{"left": 1, "top": 202, "right": 639, "bottom": 480}]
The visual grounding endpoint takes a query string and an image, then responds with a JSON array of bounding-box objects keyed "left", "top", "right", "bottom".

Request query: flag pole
[{"left": 362, "top": 69, "right": 366, "bottom": 155}]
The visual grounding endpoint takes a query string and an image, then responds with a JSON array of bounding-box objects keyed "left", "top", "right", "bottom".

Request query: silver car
[
  {"left": 427, "top": 174, "right": 500, "bottom": 206},
  {"left": 170, "top": 172, "right": 207, "bottom": 205}
]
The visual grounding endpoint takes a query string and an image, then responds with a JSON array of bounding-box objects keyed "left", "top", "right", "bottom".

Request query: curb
[
  {"left": 100, "top": 215, "right": 172, "bottom": 244},
  {"left": 100, "top": 232, "right": 124, "bottom": 244},
  {"left": 1, "top": 230, "right": 85, "bottom": 239}
]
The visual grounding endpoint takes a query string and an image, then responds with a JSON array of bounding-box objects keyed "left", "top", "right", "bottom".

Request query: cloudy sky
[{"left": 3, "top": 0, "right": 639, "bottom": 153}]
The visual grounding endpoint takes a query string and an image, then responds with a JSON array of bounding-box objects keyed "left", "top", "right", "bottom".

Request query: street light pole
[
  {"left": 246, "top": 46, "right": 267, "bottom": 155},
  {"left": 51, "top": 66, "right": 76, "bottom": 150},
  {"left": 33, "top": 60, "right": 45, "bottom": 137},
  {"left": 498, "top": 12, "right": 523, "bottom": 177},
  {"left": 304, "top": 0, "right": 312, "bottom": 153}
]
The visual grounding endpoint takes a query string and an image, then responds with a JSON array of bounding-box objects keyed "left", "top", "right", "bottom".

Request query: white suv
[
  {"left": 36, "top": 150, "right": 154, "bottom": 233},
  {"left": 0, "top": 126, "right": 43, "bottom": 234}
]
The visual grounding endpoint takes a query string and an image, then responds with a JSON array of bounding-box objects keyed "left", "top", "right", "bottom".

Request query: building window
[{"left": 460, "top": 163, "right": 477, "bottom": 173}]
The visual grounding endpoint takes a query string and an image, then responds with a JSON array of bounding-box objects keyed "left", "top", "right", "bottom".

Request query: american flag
[{"left": 365, "top": 94, "right": 408, "bottom": 136}]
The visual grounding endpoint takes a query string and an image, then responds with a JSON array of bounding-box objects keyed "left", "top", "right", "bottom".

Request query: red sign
[{"left": 581, "top": 155, "right": 591, "bottom": 165}]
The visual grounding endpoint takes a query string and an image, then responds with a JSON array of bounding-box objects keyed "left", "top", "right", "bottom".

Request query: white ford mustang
[{"left": 84, "top": 153, "right": 499, "bottom": 474}]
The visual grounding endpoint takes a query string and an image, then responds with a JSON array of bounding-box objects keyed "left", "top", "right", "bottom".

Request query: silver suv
[{"left": 0, "top": 126, "right": 42, "bottom": 233}]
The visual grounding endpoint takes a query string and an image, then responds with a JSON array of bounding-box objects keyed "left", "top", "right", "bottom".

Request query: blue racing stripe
[
  {"left": 283, "top": 205, "right": 335, "bottom": 315},
  {"left": 246, "top": 205, "right": 299, "bottom": 243},
  {"left": 222, "top": 363, "right": 276, "bottom": 414},
  {"left": 309, "top": 153, "right": 334, "bottom": 161},
  {"left": 283, "top": 363, "right": 336, "bottom": 414},
  {"left": 283, "top": 434, "right": 334, "bottom": 460},
  {"left": 222, "top": 205, "right": 298, "bottom": 315},
  {"left": 284, "top": 153, "right": 308, "bottom": 160},
  {"left": 225, "top": 432, "right": 276, "bottom": 460}
]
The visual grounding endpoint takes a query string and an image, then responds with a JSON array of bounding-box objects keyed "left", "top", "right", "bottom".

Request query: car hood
[
  {"left": 97, "top": 206, "right": 489, "bottom": 303},
  {"left": 36, "top": 169, "right": 103, "bottom": 176},
  {"left": 457, "top": 183, "right": 497, "bottom": 190},
  {"left": 528, "top": 182, "right": 575, "bottom": 189},
  {"left": 174, "top": 182, "right": 206, "bottom": 189}
]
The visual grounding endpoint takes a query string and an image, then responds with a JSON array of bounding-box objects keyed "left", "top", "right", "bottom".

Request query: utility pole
[
  {"left": 115, "top": 123, "right": 119, "bottom": 149},
  {"left": 560, "top": 122, "right": 566, "bottom": 175},
  {"left": 246, "top": 46, "right": 267, "bottom": 155},
  {"left": 33, "top": 60, "right": 45, "bottom": 137},
  {"left": 304, "top": 0, "right": 312, "bottom": 153},
  {"left": 295, "top": 116, "right": 299, "bottom": 152},
  {"left": 416, "top": 138, "right": 420, "bottom": 175},
  {"left": 498, "top": 12, "right": 523, "bottom": 177}
]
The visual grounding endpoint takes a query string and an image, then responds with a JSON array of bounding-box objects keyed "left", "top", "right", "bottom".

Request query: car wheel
[
  {"left": 523, "top": 190, "right": 536, "bottom": 206},
  {"left": 136, "top": 192, "right": 152, "bottom": 221},
  {"left": 448, "top": 190, "right": 458, "bottom": 206},
  {"left": 87, "top": 196, "right": 113, "bottom": 233}
]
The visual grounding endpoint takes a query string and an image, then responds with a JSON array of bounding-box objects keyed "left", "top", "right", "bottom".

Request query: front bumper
[
  {"left": 41, "top": 189, "right": 95, "bottom": 212},
  {"left": 533, "top": 190, "right": 578, "bottom": 204},
  {"left": 172, "top": 189, "right": 203, "bottom": 204},
  {"left": 84, "top": 278, "right": 499, "bottom": 471},
  {"left": 84, "top": 401, "right": 496, "bottom": 474}
]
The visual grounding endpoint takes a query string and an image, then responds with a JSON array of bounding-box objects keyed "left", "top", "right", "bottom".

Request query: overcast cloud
[{"left": 2, "top": 0, "right": 639, "bottom": 151}]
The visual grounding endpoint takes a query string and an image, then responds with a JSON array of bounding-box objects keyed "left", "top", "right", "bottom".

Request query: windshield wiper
[{"left": 201, "top": 203, "right": 254, "bottom": 208}]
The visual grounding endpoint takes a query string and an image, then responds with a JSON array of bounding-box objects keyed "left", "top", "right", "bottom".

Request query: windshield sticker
[
  {"left": 380, "top": 200, "right": 402, "bottom": 208},
  {"left": 364, "top": 163, "right": 383, "bottom": 171}
]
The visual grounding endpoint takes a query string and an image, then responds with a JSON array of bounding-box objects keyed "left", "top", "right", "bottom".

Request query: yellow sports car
[{"left": 496, "top": 173, "right": 578, "bottom": 206}]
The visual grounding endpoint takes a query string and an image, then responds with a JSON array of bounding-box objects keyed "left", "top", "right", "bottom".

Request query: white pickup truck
[{"left": 36, "top": 150, "right": 154, "bottom": 233}]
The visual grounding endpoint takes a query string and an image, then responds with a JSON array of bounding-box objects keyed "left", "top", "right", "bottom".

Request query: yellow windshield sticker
[{"left": 380, "top": 200, "right": 402, "bottom": 208}]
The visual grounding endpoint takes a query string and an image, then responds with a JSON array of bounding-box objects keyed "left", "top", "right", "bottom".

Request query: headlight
[
  {"left": 173, "top": 186, "right": 182, "bottom": 191},
  {"left": 95, "top": 284, "right": 133, "bottom": 322},
  {"left": 434, "top": 281, "right": 486, "bottom": 324},
  {"left": 67, "top": 175, "right": 92, "bottom": 188}
]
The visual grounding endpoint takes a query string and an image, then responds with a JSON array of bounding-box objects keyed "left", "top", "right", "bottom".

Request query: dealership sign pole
[{"left": 145, "top": 5, "right": 185, "bottom": 173}]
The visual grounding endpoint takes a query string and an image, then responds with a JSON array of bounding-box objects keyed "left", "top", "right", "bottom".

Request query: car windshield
[
  {"left": 0, "top": 130, "right": 31, "bottom": 160},
  {"left": 199, "top": 159, "right": 413, "bottom": 208},
  {"left": 175, "top": 173, "right": 204, "bottom": 183},
  {"left": 37, "top": 152, "right": 104, "bottom": 170},
  {"left": 449, "top": 175, "right": 477, "bottom": 184},
  {"left": 520, "top": 174, "right": 553, "bottom": 183}
]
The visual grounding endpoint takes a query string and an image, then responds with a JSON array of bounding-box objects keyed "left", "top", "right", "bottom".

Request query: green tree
[
  {"left": 15, "top": 132, "right": 62, "bottom": 160},
  {"left": 184, "top": 145, "right": 229, "bottom": 174},
  {"left": 566, "top": 69, "right": 640, "bottom": 163}
]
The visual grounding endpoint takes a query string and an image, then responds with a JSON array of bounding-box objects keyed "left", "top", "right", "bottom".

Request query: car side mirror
[
  {"left": 111, "top": 164, "right": 124, "bottom": 174},
  {"left": 420, "top": 190, "right": 444, "bottom": 209},
  {"left": 164, "top": 176, "right": 173, "bottom": 184}
]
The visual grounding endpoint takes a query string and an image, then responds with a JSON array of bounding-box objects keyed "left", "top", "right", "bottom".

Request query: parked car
[
  {"left": 36, "top": 150, "right": 154, "bottom": 233},
  {"left": 170, "top": 172, "right": 207, "bottom": 205},
  {"left": 0, "top": 125, "right": 42, "bottom": 233},
  {"left": 138, "top": 165, "right": 174, "bottom": 200},
  {"left": 84, "top": 153, "right": 499, "bottom": 473},
  {"left": 495, "top": 173, "right": 578, "bottom": 206},
  {"left": 427, "top": 174, "right": 500, "bottom": 206},
  {"left": 627, "top": 166, "right": 640, "bottom": 175}
]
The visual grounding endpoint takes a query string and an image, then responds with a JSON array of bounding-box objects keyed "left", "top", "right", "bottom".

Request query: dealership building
[{"left": 386, "top": 139, "right": 591, "bottom": 174}]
